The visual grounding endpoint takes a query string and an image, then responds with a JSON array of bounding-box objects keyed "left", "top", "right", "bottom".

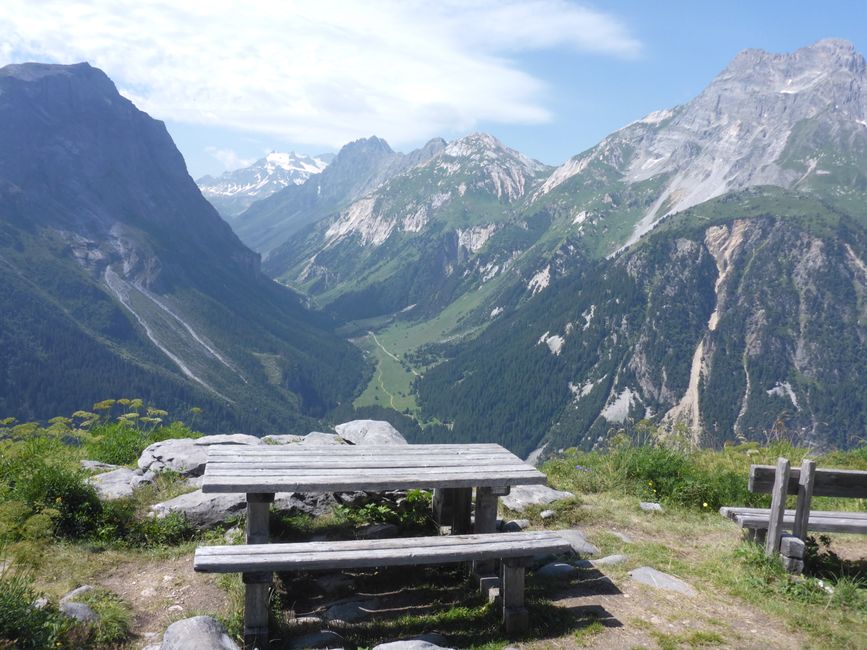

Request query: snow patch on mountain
[
  {"left": 538, "top": 331, "right": 565, "bottom": 355},
  {"left": 457, "top": 224, "right": 497, "bottom": 253},
  {"left": 601, "top": 387, "right": 638, "bottom": 422},
  {"left": 528, "top": 265, "right": 551, "bottom": 294},
  {"left": 767, "top": 381, "right": 800, "bottom": 410}
]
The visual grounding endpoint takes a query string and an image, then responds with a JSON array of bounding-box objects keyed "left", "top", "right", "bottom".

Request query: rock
[
  {"left": 610, "top": 531, "right": 633, "bottom": 544},
  {"left": 782, "top": 556, "right": 805, "bottom": 574},
  {"left": 552, "top": 529, "right": 599, "bottom": 556},
  {"left": 357, "top": 522, "right": 400, "bottom": 539},
  {"left": 501, "top": 485, "right": 573, "bottom": 512},
  {"left": 60, "top": 601, "right": 97, "bottom": 622},
  {"left": 325, "top": 600, "right": 374, "bottom": 623},
  {"left": 88, "top": 467, "right": 154, "bottom": 500},
  {"left": 780, "top": 535, "right": 806, "bottom": 559},
  {"left": 302, "top": 431, "right": 346, "bottom": 445},
  {"left": 540, "top": 509, "right": 556, "bottom": 520},
  {"left": 223, "top": 526, "right": 242, "bottom": 543},
  {"left": 334, "top": 420, "right": 408, "bottom": 445},
  {"left": 262, "top": 434, "right": 305, "bottom": 445},
  {"left": 60, "top": 585, "right": 95, "bottom": 604},
  {"left": 639, "top": 501, "right": 664, "bottom": 512},
  {"left": 289, "top": 630, "right": 345, "bottom": 649},
  {"left": 629, "top": 567, "right": 696, "bottom": 596},
  {"left": 32, "top": 597, "right": 49, "bottom": 609},
  {"left": 591, "top": 554, "right": 628, "bottom": 567},
  {"left": 150, "top": 490, "right": 245, "bottom": 529},
  {"left": 161, "top": 615, "right": 240, "bottom": 650},
  {"left": 80, "top": 459, "right": 120, "bottom": 471},
  {"left": 315, "top": 573, "right": 355, "bottom": 594},
  {"left": 373, "top": 641, "right": 453, "bottom": 650},
  {"left": 535, "top": 562, "right": 578, "bottom": 579},
  {"left": 274, "top": 492, "right": 336, "bottom": 518},
  {"left": 142, "top": 645, "right": 162, "bottom": 650},
  {"left": 503, "top": 519, "right": 530, "bottom": 532},
  {"left": 137, "top": 435, "right": 261, "bottom": 477}
]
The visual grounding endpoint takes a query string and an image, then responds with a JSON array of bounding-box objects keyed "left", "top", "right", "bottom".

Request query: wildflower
[{"left": 703, "top": 502, "right": 708, "bottom": 508}]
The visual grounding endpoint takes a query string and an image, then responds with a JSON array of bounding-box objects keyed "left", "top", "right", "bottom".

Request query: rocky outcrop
[
  {"left": 334, "top": 420, "right": 407, "bottom": 445},
  {"left": 138, "top": 434, "right": 262, "bottom": 477},
  {"left": 629, "top": 567, "right": 696, "bottom": 596},
  {"left": 87, "top": 467, "right": 155, "bottom": 500},
  {"left": 160, "top": 615, "right": 240, "bottom": 650},
  {"left": 500, "top": 485, "right": 574, "bottom": 512}
]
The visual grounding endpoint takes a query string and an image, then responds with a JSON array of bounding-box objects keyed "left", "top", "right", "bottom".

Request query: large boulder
[
  {"left": 262, "top": 434, "right": 305, "bottom": 445},
  {"left": 302, "top": 431, "right": 346, "bottom": 445},
  {"left": 161, "top": 615, "right": 240, "bottom": 650},
  {"left": 87, "top": 467, "right": 154, "bottom": 500},
  {"left": 150, "top": 490, "right": 246, "bottom": 529},
  {"left": 500, "top": 485, "right": 574, "bottom": 512},
  {"left": 334, "top": 420, "right": 407, "bottom": 445},
  {"left": 138, "top": 434, "right": 261, "bottom": 477}
]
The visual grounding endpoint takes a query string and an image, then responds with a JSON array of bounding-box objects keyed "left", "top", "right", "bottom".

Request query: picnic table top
[{"left": 201, "top": 442, "right": 547, "bottom": 494}]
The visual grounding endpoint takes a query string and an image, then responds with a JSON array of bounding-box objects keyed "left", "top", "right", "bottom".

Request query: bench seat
[
  {"left": 195, "top": 531, "right": 573, "bottom": 637},
  {"left": 720, "top": 506, "right": 867, "bottom": 534}
]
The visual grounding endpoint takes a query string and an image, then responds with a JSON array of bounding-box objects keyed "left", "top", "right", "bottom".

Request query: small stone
[
  {"left": 357, "top": 522, "right": 399, "bottom": 539},
  {"left": 503, "top": 519, "right": 530, "bottom": 532},
  {"left": 167, "top": 604, "right": 184, "bottom": 613},
  {"left": 552, "top": 529, "right": 599, "bottom": 556},
  {"left": 325, "top": 600, "right": 373, "bottom": 623},
  {"left": 373, "top": 641, "right": 453, "bottom": 650},
  {"left": 535, "top": 562, "right": 578, "bottom": 579},
  {"left": 60, "top": 585, "right": 95, "bottom": 605},
  {"left": 501, "top": 485, "right": 573, "bottom": 512},
  {"left": 611, "top": 531, "right": 633, "bottom": 544},
  {"left": 80, "top": 459, "right": 120, "bottom": 471},
  {"left": 591, "top": 554, "right": 628, "bottom": 566},
  {"left": 540, "top": 509, "right": 556, "bottom": 520},
  {"left": 161, "top": 615, "right": 240, "bottom": 650},
  {"left": 781, "top": 556, "right": 805, "bottom": 574},
  {"left": 639, "top": 502, "right": 664, "bottom": 512},
  {"left": 32, "top": 597, "right": 49, "bottom": 609},
  {"left": 629, "top": 567, "right": 696, "bottom": 596},
  {"left": 780, "top": 535, "right": 806, "bottom": 559},
  {"left": 315, "top": 573, "right": 355, "bottom": 594},
  {"left": 289, "top": 630, "right": 346, "bottom": 649},
  {"left": 60, "top": 601, "right": 97, "bottom": 623}
]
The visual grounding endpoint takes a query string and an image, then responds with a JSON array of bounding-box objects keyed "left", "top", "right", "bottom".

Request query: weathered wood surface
[
  {"left": 202, "top": 443, "right": 547, "bottom": 494},
  {"left": 243, "top": 493, "right": 272, "bottom": 646},
  {"left": 765, "top": 458, "right": 790, "bottom": 556},
  {"left": 720, "top": 507, "right": 867, "bottom": 534},
  {"left": 792, "top": 459, "right": 816, "bottom": 541},
  {"left": 194, "top": 531, "right": 572, "bottom": 573},
  {"left": 750, "top": 464, "right": 867, "bottom": 498}
]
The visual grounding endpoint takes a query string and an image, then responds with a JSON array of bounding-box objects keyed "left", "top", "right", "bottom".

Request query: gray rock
[
  {"left": 639, "top": 501, "right": 664, "bottom": 512},
  {"left": 373, "top": 641, "right": 453, "bottom": 650},
  {"left": 782, "top": 556, "right": 805, "bottom": 574},
  {"left": 503, "top": 519, "right": 530, "bottom": 532},
  {"left": 334, "top": 420, "right": 407, "bottom": 445},
  {"left": 60, "top": 601, "right": 97, "bottom": 622},
  {"left": 302, "top": 431, "right": 346, "bottom": 445},
  {"left": 357, "top": 522, "right": 399, "bottom": 539},
  {"left": 263, "top": 434, "right": 305, "bottom": 445},
  {"left": 138, "top": 435, "right": 261, "bottom": 477},
  {"left": 591, "top": 554, "right": 628, "bottom": 566},
  {"left": 289, "top": 630, "right": 345, "bottom": 649},
  {"left": 161, "top": 615, "right": 240, "bottom": 650},
  {"left": 314, "top": 573, "right": 355, "bottom": 594},
  {"left": 88, "top": 467, "right": 154, "bottom": 500},
  {"left": 142, "top": 645, "right": 162, "bottom": 650},
  {"left": 552, "top": 529, "right": 599, "bottom": 556},
  {"left": 60, "top": 585, "right": 95, "bottom": 604},
  {"left": 80, "top": 459, "right": 120, "bottom": 471},
  {"left": 325, "top": 600, "right": 374, "bottom": 623},
  {"left": 540, "top": 509, "right": 556, "bottom": 520},
  {"left": 629, "top": 567, "right": 696, "bottom": 596},
  {"left": 501, "top": 485, "right": 573, "bottom": 512},
  {"left": 780, "top": 535, "right": 806, "bottom": 559},
  {"left": 274, "top": 492, "right": 336, "bottom": 518},
  {"left": 150, "top": 490, "right": 245, "bottom": 529},
  {"left": 535, "top": 562, "right": 578, "bottom": 579}
]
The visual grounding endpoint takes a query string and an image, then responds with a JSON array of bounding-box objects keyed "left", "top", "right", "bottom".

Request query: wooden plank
[
  {"left": 452, "top": 488, "right": 473, "bottom": 535},
  {"left": 194, "top": 538, "right": 571, "bottom": 573},
  {"left": 736, "top": 513, "right": 867, "bottom": 534},
  {"left": 244, "top": 494, "right": 272, "bottom": 647},
  {"left": 196, "top": 531, "right": 565, "bottom": 556},
  {"left": 720, "top": 507, "right": 867, "bottom": 520},
  {"left": 501, "top": 560, "right": 528, "bottom": 634},
  {"left": 208, "top": 458, "right": 524, "bottom": 470},
  {"left": 750, "top": 465, "right": 867, "bottom": 498},
  {"left": 473, "top": 486, "right": 500, "bottom": 576},
  {"left": 209, "top": 443, "right": 509, "bottom": 452},
  {"left": 765, "top": 457, "right": 790, "bottom": 557},
  {"left": 792, "top": 459, "right": 816, "bottom": 541},
  {"left": 206, "top": 466, "right": 541, "bottom": 478}
]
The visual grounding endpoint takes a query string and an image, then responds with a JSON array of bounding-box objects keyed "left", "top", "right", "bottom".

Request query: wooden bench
[
  {"left": 720, "top": 458, "right": 867, "bottom": 569},
  {"left": 195, "top": 531, "right": 573, "bottom": 643}
]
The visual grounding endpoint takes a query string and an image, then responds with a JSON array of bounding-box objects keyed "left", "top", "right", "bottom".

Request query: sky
[{"left": 2, "top": 1, "right": 866, "bottom": 179}]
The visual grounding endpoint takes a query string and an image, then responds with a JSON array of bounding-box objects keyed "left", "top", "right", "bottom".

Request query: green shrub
[
  {"left": 78, "top": 589, "right": 133, "bottom": 646},
  {"left": 94, "top": 502, "right": 197, "bottom": 548},
  {"left": 0, "top": 568, "right": 73, "bottom": 649},
  {"left": 85, "top": 420, "right": 201, "bottom": 466}
]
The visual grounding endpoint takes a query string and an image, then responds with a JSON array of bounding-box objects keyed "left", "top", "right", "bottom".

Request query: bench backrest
[{"left": 750, "top": 465, "right": 867, "bottom": 499}]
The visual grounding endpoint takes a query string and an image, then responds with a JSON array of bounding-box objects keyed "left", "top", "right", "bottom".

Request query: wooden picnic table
[{"left": 201, "top": 441, "right": 548, "bottom": 640}]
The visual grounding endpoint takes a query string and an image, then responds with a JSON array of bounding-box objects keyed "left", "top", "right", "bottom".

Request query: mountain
[
  {"left": 244, "top": 39, "right": 867, "bottom": 454},
  {"left": 0, "top": 62, "right": 366, "bottom": 431},
  {"left": 233, "top": 136, "right": 446, "bottom": 256},
  {"left": 197, "top": 151, "right": 333, "bottom": 218}
]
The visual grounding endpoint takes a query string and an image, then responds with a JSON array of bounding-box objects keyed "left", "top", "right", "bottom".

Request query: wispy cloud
[
  {"left": 0, "top": 0, "right": 640, "bottom": 148},
  {"left": 204, "top": 147, "right": 255, "bottom": 173}
]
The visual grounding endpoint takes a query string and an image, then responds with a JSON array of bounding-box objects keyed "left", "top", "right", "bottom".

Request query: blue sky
[{"left": 3, "top": 1, "right": 866, "bottom": 179}]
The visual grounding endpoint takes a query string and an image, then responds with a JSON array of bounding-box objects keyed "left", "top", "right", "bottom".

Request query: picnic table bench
[
  {"left": 720, "top": 458, "right": 867, "bottom": 571},
  {"left": 195, "top": 442, "right": 551, "bottom": 645}
]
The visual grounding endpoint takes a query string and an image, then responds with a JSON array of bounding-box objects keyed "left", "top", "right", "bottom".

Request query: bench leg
[
  {"left": 765, "top": 458, "right": 791, "bottom": 557},
  {"left": 501, "top": 559, "right": 528, "bottom": 635},
  {"left": 451, "top": 488, "right": 473, "bottom": 535},
  {"left": 245, "top": 493, "right": 274, "bottom": 647},
  {"left": 473, "top": 487, "right": 499, "bottom": 578},
  {"left": 432, "top": 488, "right": 454, "bottom": 529}
]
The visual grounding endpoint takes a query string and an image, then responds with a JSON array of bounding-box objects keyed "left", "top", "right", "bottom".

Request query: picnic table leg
[
  {"left": 765, "top": 458, "right": 791, "bottom": 557},
  {"left": 451, "top": 488, "right": 473, "bottom": 534},
  {"left": 473, "top": 487, "right": 499, "bottom": 584},
  {"left": 432, "top": 488, "right": 454, "bottom": 529},
  {"left": 244, "top": 492, "right": 274, "bottom": 648},
  {"left": 501, "top": 558, "right": 529, "bottom": 634}
]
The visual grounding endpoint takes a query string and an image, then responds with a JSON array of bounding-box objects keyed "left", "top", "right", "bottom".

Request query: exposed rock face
[
  {"left": 138, "top": 434, "right": 262, "bottom": 477},
  {"left": 150, "top": 491, "right": 246, "bottom": 529},
  {"left": 334, "top": 420, "right": 408, "bottom": 445},
  {"left": 500, "top": 485, "right": 574, "bottom": 512},
  {"left": 87, "top": 467, "right": 154, "bottom": 500},
  {"left": 160, "top": 615, "right": 240, "bottom": 650}
]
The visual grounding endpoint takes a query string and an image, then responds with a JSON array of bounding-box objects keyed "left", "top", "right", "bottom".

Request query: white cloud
[
  {"left": 204, "top": 147, "right": 255, "bottom": 172},
  {"left": 0, "top": 0, "right": 640, "bottom": 148}
]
